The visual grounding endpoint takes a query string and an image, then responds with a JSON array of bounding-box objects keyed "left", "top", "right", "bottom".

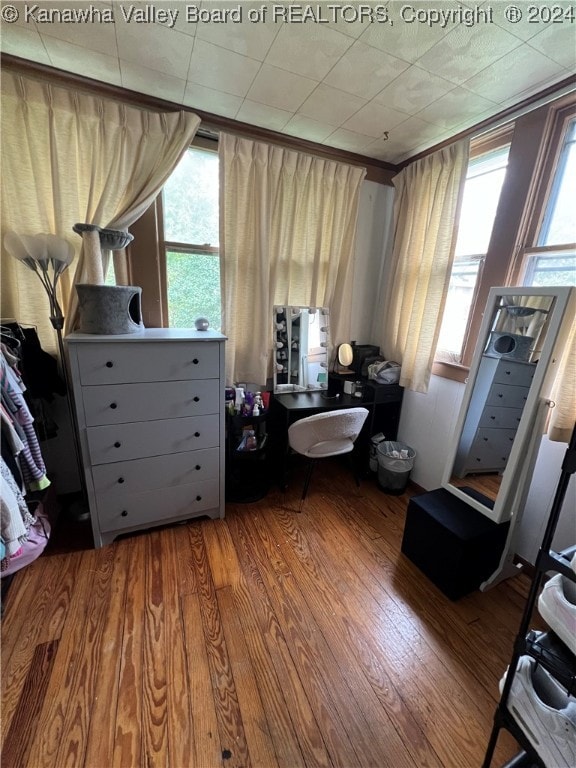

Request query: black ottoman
[{"left": 401, "top": 487, "right": 510, "bottom": 600}]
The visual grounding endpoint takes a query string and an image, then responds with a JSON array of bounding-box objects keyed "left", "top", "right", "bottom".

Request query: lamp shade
[{"left": 4, "top": 231, "right": 44, "bottom": 262}]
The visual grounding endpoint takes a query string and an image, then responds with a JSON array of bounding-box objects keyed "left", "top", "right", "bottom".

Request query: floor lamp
[{"left": 3, "top": 232, "right": 89, "bottom": 519}]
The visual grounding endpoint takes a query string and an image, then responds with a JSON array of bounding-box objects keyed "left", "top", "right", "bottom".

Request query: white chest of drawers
[
  {"left": 67, "top": 328, "right": 226, "bottom": 547},
  {"left": 453, "top": 355, "right": 536, "bottom": 478}
]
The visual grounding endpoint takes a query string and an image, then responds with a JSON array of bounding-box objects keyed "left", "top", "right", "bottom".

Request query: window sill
[{"left": 432, "top": 361, "right": 469, "bottom": 384}]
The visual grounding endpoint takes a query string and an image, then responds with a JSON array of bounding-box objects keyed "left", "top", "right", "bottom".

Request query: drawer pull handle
[
  {"left": 106, "top": 361, "right": 114, "bottom": 368},
  {"left": 483, "top": 437, "right": 488, "bottom": 441},
  {"left": 497, "top": 393, "right": 503, "bottom": 398},
  {"left": 193, "top": 396, "right": 200, "bottom": 402},
  {"left": 505, "top": 370, "right": 511, "bottom": 375},
  {"left": 121, "top": 510, "right": 128, "bottom": 517},
  {"left": 490, "top": 415, "right": 495, "bottom": 420},
  {"left": 194, "top": 431, "right": 200, "bottom": 437},
  {"left": 118, "top": 477, "right": 125, "bottom": 484},
  {"left": 195, "top": 495, "right": 202, "bottom": 502},
  {"left": 114, "top": 441, "right": 122, "bottom": 448},
  {"left": 192, "top": 358, "right": 199, "bottom": 365},
  {"left": 195, "top": 465, "right": 201, "bottom": 471},
  {"left": 110, "top": 402, "right": 118, "bottom": 409}
]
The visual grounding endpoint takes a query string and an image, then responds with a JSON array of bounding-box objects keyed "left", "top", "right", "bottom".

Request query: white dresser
[
  {"left": 67, "top": 328, "right": 226, "bottom": 547},
  {"left": 453, "top": 355, "right": 536, "bottom": 478}
]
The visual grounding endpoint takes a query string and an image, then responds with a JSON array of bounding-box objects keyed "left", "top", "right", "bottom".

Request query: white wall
[{"left": 350, "top": 180, "right": 394, "bottom": 344}]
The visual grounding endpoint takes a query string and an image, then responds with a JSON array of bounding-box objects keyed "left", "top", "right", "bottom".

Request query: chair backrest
[{"left": 288, "top": 407, "right": 369, "bottom": 456}]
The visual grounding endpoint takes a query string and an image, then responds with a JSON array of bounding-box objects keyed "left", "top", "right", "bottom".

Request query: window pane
[
  {"left": 436, "top": 258, "right": 482, "bottom": 363},
  {"left": 538, "top": 119, "right": 576, "bottom": 246},
  {"left": 436, "top": 146, "right": 509, "bottom": 363},
  {"left": 163, "top": 148, "right": 219, "bottom": 245},
  {"left": 166, "top": 250, "right": 221, "bottom": 330},
  {"left": 455, "top": 148, "right": 509, "bottom": 257},
  {"left": 524, "top": 251, "right": 576, "bottom": 287}
]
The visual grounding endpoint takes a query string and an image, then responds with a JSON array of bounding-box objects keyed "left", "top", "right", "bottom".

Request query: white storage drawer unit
[
  {"left": 454, "top": 355, "right": 536, "bottom": 477},
  {"left": 67, "top": 328, "right": 226, "bottom": 547}
]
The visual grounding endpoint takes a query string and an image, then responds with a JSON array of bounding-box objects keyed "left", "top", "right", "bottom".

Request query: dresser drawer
[
  {"left": 86, "top": 414, "right": 219, "bottom": 465},
  {"left": 492, "top": 360, "right": 536, "bottom": 387},
  {"left": 76, "top": 341, "right": 220, "bottom": 385},
  {"left": 478, "top": 406, "right": 524, "bottom": 430},
  {"left": 91, "top": 448, "right": 219, "bottom": 497},
  {"left": 486, "top": 383, "right": 530, "bottom": 409},
  {"left": 82, "top": 379, "right": 219, "bottom": 426},
  {"left": 468, "top": 427, "right": 517, "bottom": 469},
  {"left": 97, "top": 479, "right": 220, "bottom": 532}
]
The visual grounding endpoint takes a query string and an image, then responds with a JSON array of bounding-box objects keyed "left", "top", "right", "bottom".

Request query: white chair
[{"left": 287, "top": 407, "right": 369, "bottom": 510}]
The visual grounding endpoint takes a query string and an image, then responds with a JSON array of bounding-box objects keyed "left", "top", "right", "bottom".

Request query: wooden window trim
[{"left": 436, "top": 94, "right": 576, "bottom": 384}]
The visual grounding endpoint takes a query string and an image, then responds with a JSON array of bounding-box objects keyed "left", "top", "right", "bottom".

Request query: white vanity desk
[{"left": 67, "top": 328, "right": 226, "bottom": 548}]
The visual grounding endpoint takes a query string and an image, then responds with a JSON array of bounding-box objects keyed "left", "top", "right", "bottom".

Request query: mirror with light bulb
[
  {"left": 442, "top": 285, "right": 575, "bottom": 527},
  {"left": 273, "top": 306, "right": 330, "bottom": 393}
]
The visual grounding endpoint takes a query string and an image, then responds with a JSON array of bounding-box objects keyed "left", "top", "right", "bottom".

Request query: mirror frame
[
  {"left": 442, "top": 286, "right": 575, "bottom": 525},
  {"left": 272, "top": 306, "right": 330, "bottom": 393}
]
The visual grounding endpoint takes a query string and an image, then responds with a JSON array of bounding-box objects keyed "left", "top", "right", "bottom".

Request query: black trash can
[{"left": 377, "top": 441, "right": 416, "bottom": 494}]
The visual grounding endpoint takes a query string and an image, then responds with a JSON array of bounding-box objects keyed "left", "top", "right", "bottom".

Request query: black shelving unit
[
  {"left": 482, "top": 422, "right": 576, "bottom": 768},
  {"left": 225, "top": 412, "right": 270, "bottom": 502}
]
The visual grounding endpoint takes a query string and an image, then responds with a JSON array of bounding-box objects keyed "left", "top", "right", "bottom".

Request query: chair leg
[
  {"left": 299, "top": 459, "right": 317, "bottom": 511},
  {"left": 348, "top": 454, "right": 361, "bottom": 488}
]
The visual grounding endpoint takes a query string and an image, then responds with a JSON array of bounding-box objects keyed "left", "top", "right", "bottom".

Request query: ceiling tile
[
  {"left": 324, "top": 40, "right": 410, "bottom": 100},
  {"left": 298, "top": 84, "right": 367, "bottom": 126},
  {"left": 247, "top": 64, "right": 318, "bottom": 112},
  {"left": 111, "top": 0, "right": 192, "bottom": 35},
  {"left": 528, "top": 23, "right": 576, "bottom": 70},
  {"left": 27, "top": 1, "right": 118, "bottom": 56},
  {"left": 320, "top": 3, "right": 380, "bottom": 39},
  {"left": 195, "top": 1, "right": 281, "bottom": 58},
  {"left": 0, "top": 25, "right": 51, "bottom": 65},
  {"left": 182, "top": 83, "right": 243, "bottom": 118},
  {"left": 343, "top": 101, "right": 408, "bottom": 138},
  {"left": 374, "top": 65, "right": 455, "bottom": 114},
  {"left": 322, "top": 128, "right": 372, "bottom": 154},
  {"left": 486, "top": 0, "right": 576, "bottom": 41},
  {"left": 417, "top": 23, "right": 524, "bottom": 86},
  {"left": 115, "top": 20, "right": 193, "bottom": 79},
  {"left": 358, "top": 2, "right": 453, "bottom": 62},
  {"left": 42, "top": 37, "right": 122, "bottom": 86},
  {"left": 235, "top": 99, "right": 293, "bottom": 131},
  {"left": 417, "top": 87, "right": 497, "bottom": 129},
  {"left": 322, "top": 128, "right": 373, "bottom": 154},
  {"left": 188, "top": 39, "right": 261, "bottom": 97},
  {"left": 121, "top": 61, "right": 185, "bottom": 102},
  {"left": 463, "top": 45, "right": 566, "bottom": 104},
  {"left": 283, "top": 114, "right": 335, "bottom": 143},
  {"left": 365, "top": 116, "right": 450, "bottom": 162},
  {"left": 264, "top": 22, "right": 354, "bottom": 79}
]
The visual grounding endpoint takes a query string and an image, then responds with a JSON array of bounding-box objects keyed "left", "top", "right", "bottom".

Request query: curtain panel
[
  {"left": 0, "top": 71, "right": 199, "bottom": 347},
  {"left": 378, "top": 139, "right": 469, "bottom": 394},
  {"left": 220, "top": 133, "right": 366, "bottom": 386}
]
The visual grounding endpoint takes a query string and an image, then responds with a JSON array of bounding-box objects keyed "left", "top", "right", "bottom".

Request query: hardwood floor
[{"left": 1, "top": 461, "right": 528, "bottom": 768}]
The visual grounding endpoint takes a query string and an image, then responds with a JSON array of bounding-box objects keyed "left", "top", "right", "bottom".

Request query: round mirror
[{"left": 338, "top": 343, "right": 353, "bottom": 367}]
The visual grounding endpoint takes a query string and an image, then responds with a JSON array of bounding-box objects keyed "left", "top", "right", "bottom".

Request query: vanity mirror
[
  {"left": 442, "top": 286, "right": 575, "bottom": 527},
  {"left": 273, "top": 306, "right": 329, "bottom": 393}
]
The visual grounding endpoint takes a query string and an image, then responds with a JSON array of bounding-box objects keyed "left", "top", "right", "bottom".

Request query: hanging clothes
[{"left": 0, "top": 351, "right": 50, "bottom": 491}]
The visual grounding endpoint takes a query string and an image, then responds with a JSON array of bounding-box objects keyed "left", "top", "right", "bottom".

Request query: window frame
[{"left": 433, "top": 94, "right": 576, "bottom": 383}]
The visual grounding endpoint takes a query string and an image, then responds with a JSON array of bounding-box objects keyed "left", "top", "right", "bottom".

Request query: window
[
  {"left": 433, "top": 95, "right": 576, "bottom": 382},
  {"left": 161, "top": 145, "right": 221, "bottom": 329},
  {"left": 435, "top": 142, "right": 510, "bottom": 364},
  {"left": 521, "top": 116, "right": 576, "bottom": 287}
]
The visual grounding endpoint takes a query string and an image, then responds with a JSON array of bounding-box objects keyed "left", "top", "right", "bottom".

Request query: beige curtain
[
  {"left": 378, "top": 139, "right": 469, "bottom": 393},
  {"left": 548, "top": 313, "right": 575, "bottom": 443},
  {"left": 220, "top": 133, "right": 366, "bottom": 386},
  {"left": 0, "top": 71, "right": 199, "bottom": 348}
]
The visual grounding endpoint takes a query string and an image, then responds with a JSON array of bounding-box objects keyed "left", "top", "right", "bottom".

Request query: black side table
[{"left": 225, "top": 412, "right": 269, "bottom": 502}]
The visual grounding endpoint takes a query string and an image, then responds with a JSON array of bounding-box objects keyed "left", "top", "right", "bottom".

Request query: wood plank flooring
[{"left": 1, "top": 461, "right": 528, "bottom": 768}]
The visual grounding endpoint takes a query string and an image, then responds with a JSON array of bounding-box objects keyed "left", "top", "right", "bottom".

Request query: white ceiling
[{"left": 2, "top": 0, "right": 575, "bottom": 164}]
